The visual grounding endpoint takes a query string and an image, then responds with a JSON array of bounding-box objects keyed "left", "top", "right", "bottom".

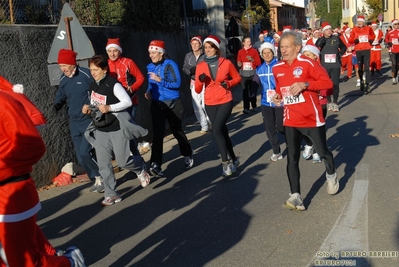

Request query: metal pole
[
  {"left": 327, "top": 0, "right": 330, "bottom": 13},
  {"left": 182, "top": 0, "right": 190, "bottom": 51},
  {"left": 96, "top": 0, "right": 100, "bottom": 26},
  {"left": 8, "top": 0, "right": 14, "bottom": 23}
]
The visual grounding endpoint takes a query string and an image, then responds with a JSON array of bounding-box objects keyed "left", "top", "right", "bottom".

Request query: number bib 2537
[{"left": 280, "top": 86, "right": 305, "bottom": 105}]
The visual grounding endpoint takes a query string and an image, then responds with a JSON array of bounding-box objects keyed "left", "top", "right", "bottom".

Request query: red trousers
[
  {"left": 0, "top": 215, "right": 70, "bottom": 267},
  {"left": 370, "top": 50, "right": 382, "bottom": 71},
  {"left": 341, "top": 55, "right": 353, "bottom": 78}
]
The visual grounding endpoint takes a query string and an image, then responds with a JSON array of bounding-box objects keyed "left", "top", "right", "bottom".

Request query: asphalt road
[{"left": 38, "top": 57, "right": 399, "bottom": 267}]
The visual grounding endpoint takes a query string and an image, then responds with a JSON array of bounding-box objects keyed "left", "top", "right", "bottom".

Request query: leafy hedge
[{"left": 70, "top": 0, "right": 182, "bottom": 32}]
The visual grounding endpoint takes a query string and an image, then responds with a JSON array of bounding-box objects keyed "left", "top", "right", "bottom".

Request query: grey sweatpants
[{"left": 95, "top": 129, "right": 144, "bottom": 198}]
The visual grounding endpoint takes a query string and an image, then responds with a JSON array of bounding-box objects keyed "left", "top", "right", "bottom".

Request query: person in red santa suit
[
  {"left": 385, "top": 19, "right": 399, "bottom": 85},
  {"left": 306, "top": 29, "right": 320, "bottom": 46},
  {"left": 0, "top": 92, "right": 86, "bottom": 266},
  {"left": 369, "top": 21, "right": 384, "bottom": 75},
  {"left": 349, "top": 15, "right": 375, "bottom": 93},
  {"left": 0, "top": 75, "right": 46, "bottom": 128},
  {"left": 340, "top": 26, "right": 355, "bottom": 82}
]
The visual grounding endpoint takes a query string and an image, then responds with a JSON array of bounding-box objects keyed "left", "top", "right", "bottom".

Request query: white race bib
[
  {"left": 359, "top": 35, "right": 368, "bottom": 43},
  {"left": 393, "top": 38, "right": 399, "bottom": 45},
  {"left": 243, "top": 62, "right": 253, "bottom": 70},
  {"left": 266, "top": 90, "right": 276, "bottom": 103},
  {"left": 281, "top": 86, "right": 305, "bottom": 105},
  {"left": 91, "top": 91, "right": 106, "bottom": 106},
  {"left": 324, "top": 54, "right": 336, "bottom": 63}
]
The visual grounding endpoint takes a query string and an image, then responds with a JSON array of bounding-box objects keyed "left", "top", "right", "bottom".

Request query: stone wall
[{"left": 0, "top": 25, "right": 192, "bottom": 187}]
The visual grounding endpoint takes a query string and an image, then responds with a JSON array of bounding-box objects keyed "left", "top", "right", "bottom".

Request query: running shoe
[
  {"left": 243, "top": 109, "right": 250, "bottom": 114},
  {"left": 312, "top": 153, "right": 321, "bottom": 163},
  {"left": 270, "top": 153, "right": 283, "bottom": 162},
  {"left": 89, "top": 176, "right": 104, "bottom": 193},
  {"left": 327, "top": 103, "right": 333, "bottom": 111},
  {"left": 101, "top": 195, "right": 122, "bottom": 206},
  {"left": 185, "top": 155, "right": 194, "bottom": 169},
  {"left": 64, "top": 246, "right": 86, "bottom": 267},
  {"left": 302, "top": 145, "right": 314, "bottom": 160},
  {"left": 231, "top": 158, "right": 240, "bottom": 173},
  {"left": 356, "top": 81, "right": 361, "bottom": 87},
  {"left": 332, "top": 103, "right": 339, "bottom": 112},
  {"left": 222, "top": 161, "right": 232, "bottom": 177},
  {"left": 393, "top": 78, "right": 398, "bottom": 85},
  {"left": 326, "top": 172, "right": 339, "bottom": 195},
  {"left": 137, "top": 169, "right": 150, "bottom": 188},
  {"left": 285, "top": 193, "right": 305, "bottom": 211},
  {"left": 149, "top": 162, "right": 163, "bottom": 177},
  {"left": 364, "top": 84, "right": 371, "bottom": 94}
]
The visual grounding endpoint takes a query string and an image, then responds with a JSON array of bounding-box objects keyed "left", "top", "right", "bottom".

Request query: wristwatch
[{"left": 304, "top": 82, "right": 309, "bottom": 89}]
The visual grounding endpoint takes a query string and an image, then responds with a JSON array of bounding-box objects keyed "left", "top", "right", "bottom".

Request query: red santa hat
[
  {"left": 313, "top": 29, "right": 320, "bottom": 34},
  {"left": 371, "top": 21, "right": 377, "bottom": 26},
  {"left": 57, "top": 49, "right": 77, "bottom": 65},
  {"left": 106, "top": 38, "right": 122, "bottom": 52},
  {"left": 322, "top": 21, "right": 332, "bottom": 32},
  {"left": 357, "top": 15, "right": 365, "bottom": 22},
  {"left": 301, "top": 29, "right": 307, "bottom": 34},
  {"left": 282, "top": 25, "right": 292, "bottom": 32},
  {"left": 302, "top": 45, "right": 320, "bottom": 59},
  {"left": 148, "top": 40, "right": 166, "bottom": 53},
  {"left": 0, "top": 75, "right": 24, "bottom": 94},
  {"left": 263, "top": 30, "right": 268, "bottom": 35},
  {"left": 203, "top": 35, "right": 221, "bottom": 49},
  {"left": 392, "top": 19, "right": 399, "bottom": 26},
  {"left": 190, "top": 36, "right": 202, "bottom": 46},
  {"left": 273, "top": 31, "right": 282, "bottom": 38}
]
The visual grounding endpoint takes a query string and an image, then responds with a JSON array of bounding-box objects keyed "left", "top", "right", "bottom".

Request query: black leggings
[
  {"left": 285, "top": 125, "right": 335, "bottom": 194},
  {"left": 150, "top": 98, "right": 192, "bottom": 167},
  {"left": 261, "top": 105, "right": 284, "bottom": 154},
  {"left": 241, "top": 75, "right": 257, "bottom": 110},
  {"left": 205, "top": 101, "right": 236, "bottom": 162},
  {"left": 389, "top": 52, "right": 399, "bottom": 77},
  {"left": 303, "top": 105, "right": 327, "bottom": 152},
  {"left": 356, "top": 50, "right": 371, "bottom": 84},
  {"left": 326, "top": 68, "right": 341, "bottom": 104}
]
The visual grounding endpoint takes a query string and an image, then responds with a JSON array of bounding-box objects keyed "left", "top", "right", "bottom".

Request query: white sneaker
[
  {"left": 285, "top": 193, "right": 305, "bottom": 211},
  {"left": 312, "top": 153, "right": 321, "bottom": 163},
  {"left": 137, "top": 169, "right": 150, "bottom": 187},
  {"left": 302, "top": 145, "right": 314, "bottom": 160},
  {"left": 64, "top": 246, "right": 86, "bottom": 267},
  {"left": 356, "top": 81, "right": 361, "bottom": 87},
  {"left": 326, "top": 172, "right": 339, "bottom": 195},
  {"left": 222, "top": 161, "right": 232, "bottom": 177},
  {"left": 270, "top": 153, "right": 283, "bottom": 162}
]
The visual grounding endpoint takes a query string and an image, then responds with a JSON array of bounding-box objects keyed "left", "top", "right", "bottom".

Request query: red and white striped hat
[
  {"left": 322, "top": 21, "right": 332, "bottom": 32},
  {"left": 392, "top": 19, "right": 399, "bottom": 26},
  {"left": 204, "top": 35, "right": 221, "bottom": 49}
]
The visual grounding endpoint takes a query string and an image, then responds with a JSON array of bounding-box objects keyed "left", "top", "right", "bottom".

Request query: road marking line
[{"left": 306, "top": 164, "right": 369, "bottom": 266}]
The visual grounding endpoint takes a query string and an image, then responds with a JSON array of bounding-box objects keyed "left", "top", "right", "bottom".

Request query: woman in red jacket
[
  {"left": 237, "top": 37, "right": 261, "bottom": 113},
  {"left": 195, "top": 35, "right": 241, "bottom": 177}
]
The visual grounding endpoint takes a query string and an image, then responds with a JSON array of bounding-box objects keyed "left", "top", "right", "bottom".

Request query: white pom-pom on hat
[{"left": 12, "top": 84, "right": 24, "bottom": 94}]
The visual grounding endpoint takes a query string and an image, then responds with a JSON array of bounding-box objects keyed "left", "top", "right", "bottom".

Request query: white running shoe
[
  {"left": 285, "top": 193, "right": 305, "bottom": 211},
  {"left": 326, "top": 172, "right": 339, "bottom": 195},
  {"left": 222, "top": 161, "right": 232, "bottom": 177},
  {"left": 270, "top": 153, "right": 283, "bottom": 162},
  {"left": 302, "top": 145, "right": 314, "bottom": 160},
  {"left": 312, "top": 153, "right": 321, "bottom": 163}
]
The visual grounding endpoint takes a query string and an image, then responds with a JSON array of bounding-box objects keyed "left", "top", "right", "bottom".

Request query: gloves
[
  {"left": 199, "top": 73, "right": 208, "bottom": 83},
  {"left": 54, "top": 103, "right": 63, "bottom": 112},
  {"left": 379, "top": 38, "right": 383, "bottom": 44},
  {"left": 220, "top": 81, "right": 228, "bottom": 89},
  {"left": 189, "top": 66, "right": 196, "bottom": 76},
  {"left": 369, "top": 40, "right": 374, "bottom": 45},
  {"left": 354, "top": 39, "right": 359, "bottom": 45},
  {"left": 388, "top": 42, "right": 393, "bottom": 48}
]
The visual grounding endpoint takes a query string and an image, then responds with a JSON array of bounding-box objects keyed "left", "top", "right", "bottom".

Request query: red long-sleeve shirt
[
  {"left": 273, "top": 54, "right": 333, "bottom": 128},
  {"left": 108, "top": 57, "right": 144, "bottom": 105},
  {"left": 349, "top": 26, "right": 375, "bottom": 51},
  {"left": 237, "top": 47, "right": 261, "bottom": 70},
  {"left": 385, "top": 29, "right": 399, "bottom": 53}
]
